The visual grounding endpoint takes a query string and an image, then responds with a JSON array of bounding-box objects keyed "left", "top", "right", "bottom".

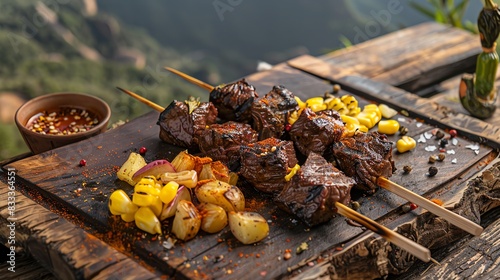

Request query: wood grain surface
[
  {"left": 321, "top": 22, "right": 481, "bottom": 95},
  {"left": 2, "top": 65, "right": 496, "bottom": 279}
]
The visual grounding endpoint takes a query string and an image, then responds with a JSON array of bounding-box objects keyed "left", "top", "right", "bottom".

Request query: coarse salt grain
[
  {"left": 163, "top": 237, "right": 176, "bottom": 249},
  {"left": 452, "top": 138, "right": 458, "bottom": 146},
  {"left": 466, "top": 144, "right": 480, "bottom": 150},
  {"left": 424, "top": 132, "right": 433, "bottom": 139},
  {"left": 425, "top": 145, "right": 437, "bottom": 152},
  {"left": 416, "top": 123, "right": 423, "bottom": 127},
  {"left": 447, "top": 150, "right": 455, "bottom": 154},
  {"left": 418, "top": 134, "right": 426, "bottom": 143},
  {"left": 451, "top": 158, "right": 457, "bottom": 164}
]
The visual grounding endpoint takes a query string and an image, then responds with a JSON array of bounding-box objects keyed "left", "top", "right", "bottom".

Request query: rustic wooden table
[{"left": 1, "top": 22, "right": 499, "bottom": 280}]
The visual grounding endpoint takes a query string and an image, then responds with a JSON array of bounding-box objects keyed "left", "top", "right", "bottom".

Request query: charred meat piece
[
  {"left": 331, "top": 132, "right": 396, "bottom": 192},
  {"left": 157, "top": 98, "right": 218, "bottom": 150},
  {"left": 275, "top": 152, "right": 354, "bottom": 227},
  {"left": 210, "top": 79, "right": 258, "bottom": 123},
  {"left": 239, "top": 138, "right": 298, "bottom": 194},
  {"left": 251, "top": 85, "right": 299, "bottom": 140},
  {"left": 198, "top": 121, "right": 259, "bottom": 171},
  {"left": 289, "top": 108, "right": 345, "bottom": 156}
]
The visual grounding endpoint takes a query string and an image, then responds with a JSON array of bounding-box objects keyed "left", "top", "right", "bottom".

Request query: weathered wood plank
[
  {"left": 321, "top": 22, "right": 481, "bottom": 94},
  {"left": 2, "top": 64, "right": 496, "bottom": 279},
  {"left": 287, "top": 55, "right": 500, "bottom": 150},
  {"left": 0, "top": 177, "right": 161, "bottom": 280},
  {"left": 0, "top": 249, "right": 56, "bottom": 280}
]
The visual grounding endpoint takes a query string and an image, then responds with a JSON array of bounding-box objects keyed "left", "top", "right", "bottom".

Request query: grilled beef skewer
[
  {"left": 209, "top": 79, "right": 259, "bottom": 123},
  {"left": 289, "top": 108, "right": 345, "bottom": 156},
  {"left": 165, "top": 67, "right": 259, "bottom": 124},
  {"left": 330, "top": 131, "right": 396, "bottom": 193},
  {"left": 165, "top": 67, "right": 301, "bottom": 142},
  {"left": 251, "top": 85, "right": 299, "bottom": 140},
  {"left": 198, "top": 121, "right": 258, "bottom": 171},
  {"left": 157, "top": 98, "right": 218, "bottom": 150},
  {"left": 275, "top": 152, "right": 355, "bottom": 227},
  {"left": 239, "top": 137, "right": 298, "bottom": 194}
]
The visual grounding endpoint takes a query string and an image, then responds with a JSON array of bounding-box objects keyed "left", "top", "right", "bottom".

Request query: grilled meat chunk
[
  {"left": 251, "top": 85, "right": 299, "bottom": 140},
  {"left": 157, "top": 99, "right": 218, "bottom": 150},
  {"left": 289, "top": 108, "right": 345, "bottom": 156},
  {"left": 331, "top": 132, "right": 396, "bottom": 192},
  {"left": 275, "top": 152, "right": 354, "bottom": 227},
  {"left": 209, "top": 79, "right": 258, "bottom": 123},
  {"left": 239, "top": 138, "right": 298, "bottom": 194},
  {"left": 198, "top": 121, "right": 259, "bottom": 171}
]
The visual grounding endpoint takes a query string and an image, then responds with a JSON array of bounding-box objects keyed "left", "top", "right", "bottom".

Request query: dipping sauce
[{"left": 26, "top": 107, "right": 99, "bottom": 135}]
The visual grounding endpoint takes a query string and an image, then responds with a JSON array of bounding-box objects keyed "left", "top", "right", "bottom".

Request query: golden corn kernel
[
  {"left": 356, "top": 111, "right": 378, "bottom": 129},
  {"left": 363, "top": 104, "right": 382, "bottom": 120},
  {"left": 160, "top": 181, "right": 180, "bottom": 205},
  {"left": 109, "top": 189, "right": 138, "bottom": 215},
  {"left": 341, "top": 95, "right": 358, "bottom": 110},
  {"left": 378, "top": 120, "right": 400, "bottom": 135},
  {"left": 305, "top": 97, "right": 324, "bottom": 108},
  {"left": 309, "top": 103, "right": 327, "bottom": 112},
  {"left": 121, "top": 212, "right": 136, "bottom": 222},
  {"left": 347, "top": 106, "right": 361, "bottom": 116},
  {"left": 288, "top": 111, "right": 299, "bottom": 125},
  {"left": 341, "top": 115, "right": 360, "bottom": 125},
  {"left": 135, "top": 207, "right": 162, "bottom": 235},
  {"left": 397, "top": 136, "right": 416, "bottom": 153}
]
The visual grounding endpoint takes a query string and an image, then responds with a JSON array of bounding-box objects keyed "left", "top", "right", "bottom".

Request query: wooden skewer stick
[
  {"left": 164, "top": 67, "right": 215, "bottom": 91},
  {"left": 377, "top": 177, "right": 483, "bottom": 236},
  {"left": 116, "top": 87, "right": 165, "bottom": 112},
  {"left": 335, "top": 202, "right": 431, "bottom": 262}
]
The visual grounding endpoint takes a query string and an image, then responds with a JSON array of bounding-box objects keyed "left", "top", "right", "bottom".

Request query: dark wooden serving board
[{"left": 3, "top": 64, "right": 495, "bottom": 279}]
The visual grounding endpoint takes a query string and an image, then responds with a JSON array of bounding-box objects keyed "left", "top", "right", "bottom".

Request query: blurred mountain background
[{"left": 0, "top": 0, "right": 482, "bottom": 159}]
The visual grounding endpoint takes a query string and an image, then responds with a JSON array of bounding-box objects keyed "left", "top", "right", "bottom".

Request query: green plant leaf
[
  {"left": 449, "top": 0, "right": 470, "bottom": 27},
  {"left": 339, "top": 35, "right": 353, "bottom": 48},
  {"left": 409, "top": 2, "right": 437, "bottom": 19}
]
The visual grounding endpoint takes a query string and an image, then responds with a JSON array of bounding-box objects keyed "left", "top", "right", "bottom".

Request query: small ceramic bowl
[{"left": 15, "top": 92, "right": 111, "bottom": 154}]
